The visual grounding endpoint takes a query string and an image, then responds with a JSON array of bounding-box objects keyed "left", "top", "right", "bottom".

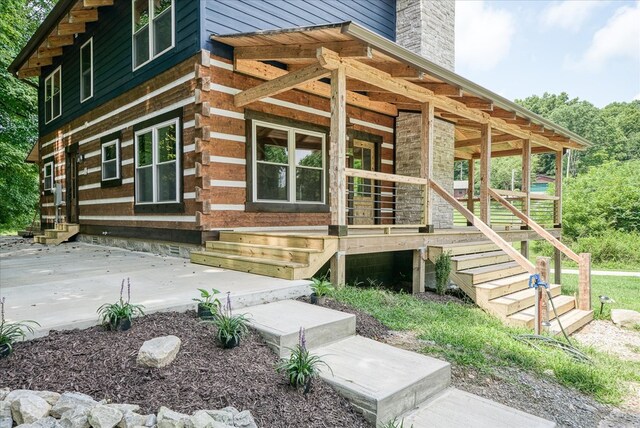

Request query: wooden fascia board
[
  {"left": 234, "top": 59, "right": 398, "bottom": 116},
  {"left": 235, "top": 41, "right": 372, "bottom": 61},
  {"left": 455, "top": 134, "right": 520, "bottom": 148},
  {"left": 234, "top": 63, "right": 330, "bottom": 107}
]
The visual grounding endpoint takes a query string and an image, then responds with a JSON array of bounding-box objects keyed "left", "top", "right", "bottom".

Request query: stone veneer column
[{"left": 395, "top": 0, "right": 455, "bottom": 229}]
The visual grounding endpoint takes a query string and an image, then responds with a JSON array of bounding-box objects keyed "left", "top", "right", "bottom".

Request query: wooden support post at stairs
[
  {"left": 578, "top": 253, "right": 591, "bottom": 310},
  {"left": 420, "top": 103, "right": 434, "bottom": 233},
  {"left": 466, "top": 159, "right": 474, "bottom": 226},
  {"left": 329, "top": 65, "right": 347, "bottom": 235},
  {"left": 480, "top": 124, "right": 491, "bottom": 224},
  {"left": 520, "top": 139, "right": 531, "bottom": 259},
  {"left": 535, "top": 257, "right": 550, "bottom": 334},
  {"left": 554, "top": 247, "right": 562, "bottom": 285},
  {"left": 330, "top": 251, "right": 346, "bottom": 288},
  {"left": 413, "top": 248, "right": 426, "bottom": 294}
]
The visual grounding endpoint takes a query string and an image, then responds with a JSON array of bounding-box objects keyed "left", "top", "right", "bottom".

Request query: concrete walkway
[{"left": 0, "top": 240, "right": 310, "bottom": 337}]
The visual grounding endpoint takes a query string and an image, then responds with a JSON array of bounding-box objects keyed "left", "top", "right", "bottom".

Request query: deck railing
[{"left": 455, "top": 192, "right": 556, "bottom": 227}]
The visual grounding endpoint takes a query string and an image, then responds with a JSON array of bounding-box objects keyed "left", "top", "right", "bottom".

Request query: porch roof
[{"left": 212, "top": 22, "right": 591, "bottom": 160}]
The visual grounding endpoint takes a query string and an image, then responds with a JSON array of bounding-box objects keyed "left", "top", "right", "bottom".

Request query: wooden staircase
[
  {"left": 190, "top": 231, "right": 338, "bottom": 280},
  {"left": 33, "top": 223, "right": 80, "bottom": 245},
  {"left": 429, "top": 242, "right": 593, "bottom": 335}
]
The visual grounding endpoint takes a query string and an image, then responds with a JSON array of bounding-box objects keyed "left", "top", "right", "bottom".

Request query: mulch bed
[{"left": 0, "top": 311, "right": 370, "bottom": 428}]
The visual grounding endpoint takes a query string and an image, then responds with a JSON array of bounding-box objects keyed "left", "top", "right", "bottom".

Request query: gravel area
[
  {"left": 574, "top": 320, "right": 640, "bottom": 362},
  {"left": 0, "top": 311, "right": 369, "bottom": 428}
]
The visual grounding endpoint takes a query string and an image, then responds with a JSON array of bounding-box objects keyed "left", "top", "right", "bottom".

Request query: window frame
[
  {"left": 44, "top": 66, "right": 62, "bottom": 124},
  {"left": 43, "top": 161, "right": 54, "bottom": 193},
  {"left": 133, "top": 114, "right": 183, "bottom": 212},
  {"left": 131, "top": 0, "right": 176, "bottom": 71},
  {"left": 247, "top": 113, "right": 329, "bottom": 213},
  {"left": 80, "top": 38, "right": 93, "bottom": 103},
  {"left": 101, "top": 132, "right": 122, "bottom": 187}
]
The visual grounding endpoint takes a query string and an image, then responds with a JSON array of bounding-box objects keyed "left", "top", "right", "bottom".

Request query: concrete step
[
  {"left": 219, "top": 231, "right": 330, "bottom": 250},
  {"left": 314, "top": 335, "right": 451, "bottom": 426},
  {"left": 244, "top": 300, "right": 355, "bottom": 357},
  {"left": 486, "top": 283, "right": 562, "bottom": 317},
  {"left": 507, "top": 295, "right": 577, "bottom": 329},
  {"left": 452, "top": 250, "right": 511, "bottom": 270},
  {"left": 459, "top": 261, "right": 527, "bottom": 284},
  {"left": 429, "top": 241, "right": 501, "bottom": 258},
  {"left": 474, "top": 273, "right": 531, "bottom": 300},
  {"left": 190, "top": 250, "right": 306, "bottom": 280},
  {"left": 402, "top": 388, "right": 555, "bottom": 428},
  {"left": 206, "top": 241, "right": 321, "bottom": 264}
]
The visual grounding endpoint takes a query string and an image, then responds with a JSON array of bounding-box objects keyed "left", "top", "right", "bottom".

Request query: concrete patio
[{"left": 0, "top": 238, "right": 311, "bottom": 338}]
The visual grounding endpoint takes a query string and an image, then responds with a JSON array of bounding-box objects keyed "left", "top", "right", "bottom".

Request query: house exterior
[{"left": 11, "top": 0, "right": 595, "bottom": 334}]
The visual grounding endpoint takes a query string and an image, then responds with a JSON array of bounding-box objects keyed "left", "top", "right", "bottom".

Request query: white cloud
[
  {"left": 635, "top": 92, "right": 640, "bottom": 101},
  {"left": 455, "top": 1, "right": 515, "bottom": 72},
  {"left": 568, "top": 2, "right": 640, "bottom": 70},
  {"left": 540, "top": 1, "right": 604, "bottom": 32}
]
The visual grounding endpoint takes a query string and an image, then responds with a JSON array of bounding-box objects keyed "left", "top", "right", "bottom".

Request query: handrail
[
  {"left": 493, "top": 189, "right": 527, "bottom": 198},
  {"left": 429, "top": 180, "right": 536, "bottom": 274},
  {"left": 488, "top": 188, "right": 580, "bottom": 263},
  {"left": 344, "top": 168, "right": 428, "bottom": 185}
]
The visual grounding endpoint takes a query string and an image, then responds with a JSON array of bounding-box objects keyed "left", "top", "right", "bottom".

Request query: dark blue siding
[
  {"left": 202, "top": 0, "right": 396, "bottom": 54},
  {"left": 39, "top": 0, "right": 200, "bottom": 137}
]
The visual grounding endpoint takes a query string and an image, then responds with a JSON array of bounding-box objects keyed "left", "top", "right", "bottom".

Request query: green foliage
[
  {"left": 434, "top": 252, "right": 451, "bottom": 296},
  {"left": 310, "top": 277, "right": 334, "bottom": 298},
  {"left": 276, "top": 327, "right": 331, "bottom": 389},
  {"left": 192, "top": 288, "right": 221, "bottom": 310},
  {"left": 97, "top": 279, "right": 145, "bottom": 330},
  {"left": 204, "top": 293, "right": 249, "bottom": 347},
  {"left": 332, "top": 286, "right": 640, "bottom": 405},
  {"left": 561, "top": 274, "right": 640, "bottom": 321},
  {"left": 0, "top": 297, "right": 40, "bottom": 354},
  {"left": 562, "top": 161, "right": 640, "bottom": 239}
]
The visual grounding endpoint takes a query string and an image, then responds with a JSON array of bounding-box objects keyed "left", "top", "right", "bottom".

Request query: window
[
  {"left": 132, "top": 0, "right": 174, "bottom": 70},
  {"left": 44, "top": 67, "right": 61, "bottom": 123},
  {"left": 102, "top": 139, "right": 120, "bottom": 181},
  {"left": 135, "top": 118, "right": 180, "bottom": 204},
  {"left": 80, "top": 38, "right": 93, "bottom": 102},
  {"left": 43, "top": 161, "right": 54, "bottom": 191},
  {"left": 252, "top": 121, "right": 325, "bottom": 204}
]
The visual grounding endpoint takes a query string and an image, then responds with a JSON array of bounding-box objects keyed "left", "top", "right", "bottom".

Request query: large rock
[
  {"left": 611, "top": 309, "right": 640, "bottom": 329},
  {"left": 5, "top": 390, "right": 60, "bottom": 406},
  {"left": 88, "top": 405, "right": 124, "bottom": 428},
  {"left": 51, "top": 393, "right": 98, "bottom": 418},
  {"left": 11, "top": 395, "right": 51, "bottom": 425},
  {"left": 19, "top": 416, "right": 62, "bottom": 428},
  {"left": 0, "top": 401, "right": 12, "bottom": 428},
  {"left": 136, "top": 336, "right": 181, "bottom": 368},
  {"left": 104, "top": 404, "right": 140, "bottom": 414},
  {"left": 232, "top": 411, "right": 257, "bottom": 428},
  {"left": 59, "top": 406, "right": 91, "bottom": 428},
  {"left": 157, "top": 407, "right": 189, "bottom": 428},
  {"left": 186, "top": 411, "right": 214, "bottom": 428}
]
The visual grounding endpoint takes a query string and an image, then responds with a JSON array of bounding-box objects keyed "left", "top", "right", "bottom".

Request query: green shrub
[
  {"left": 434, "top": 252, "right": 451, "bottom": 296},
  {"left": 572, "top": 231, "right": 640, "bottom": 265}
]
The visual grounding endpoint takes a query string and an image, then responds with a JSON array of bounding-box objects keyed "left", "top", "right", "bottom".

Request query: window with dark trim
[
  {"left": 132, "top": 0, "right": 175, "bottom": 70},
  {"left": 133, "top": 109, "right": 183, "bottom": 213},
  {"left": 101, "top": 132, "right": 122, "bottom": 188},
  {"left": 44, "top": 66, "right": 61, "bottom": 123},
  {"left": 245, "top": 111, "right": 329, "bottom": 213},
  {"left": 43, "top": 161, "right": 54, "bottom": 192},
  {"left": 80, "top": 38, "right": 93, "bottom": 102}
]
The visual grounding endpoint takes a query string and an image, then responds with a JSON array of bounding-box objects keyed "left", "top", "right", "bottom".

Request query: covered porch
[{"left": 194, "top": 22, "right": 593, "bottom": 333}]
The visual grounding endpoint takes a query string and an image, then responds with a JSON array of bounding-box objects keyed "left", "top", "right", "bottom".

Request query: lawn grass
[
  {"left": 332, "top": 285, "right": 640, "bottom": 405},
  {"left": 561, "top": 274, "right": 640, "bottom": 320}
]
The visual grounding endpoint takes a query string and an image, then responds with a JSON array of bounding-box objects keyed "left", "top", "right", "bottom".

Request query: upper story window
[
  {"left": 80, "top": 38, "right": 93, "bottom": 102},
  {"left": 252, "top": 121, "right": 326, "bottom": 204},
  {"left": 134, "top": 118, "right": 180, "bottom": 204},
  {"left": 43, "top": 161, "right": 54, "bottom": 191},
  {"left": 132, "top": 0, "right": 174, "bottom": 70},
  {"left": 44, "top": 66, "right": 61, "bottom": 123}
]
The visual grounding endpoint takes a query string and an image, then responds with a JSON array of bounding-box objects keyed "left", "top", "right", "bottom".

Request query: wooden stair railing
[
  {"left": 488, "top": 188, "right": 591, "bottom": 311},
  {"left": 429, "top": 180, "right": 536, "bottom": 275}
]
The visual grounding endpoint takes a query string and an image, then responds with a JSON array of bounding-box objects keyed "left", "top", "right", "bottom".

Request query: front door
[
  {"left": 349, "top": 139, "right": 376, "bottom": 225},
  {"left": 65, "top": 145, "right": 79, "bottom": 223}
]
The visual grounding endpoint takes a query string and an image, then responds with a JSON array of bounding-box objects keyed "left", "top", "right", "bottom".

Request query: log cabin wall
[
  {"left": 194, "top": 52, "right": 397, "bottom": 231},
  {"left": 38, "top": 54, "right": 203, "bottom": 243}
]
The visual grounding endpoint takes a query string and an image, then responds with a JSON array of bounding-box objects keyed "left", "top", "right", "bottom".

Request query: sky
[{"left": 454, "top": 0, "right": 640, "bottom": 107}]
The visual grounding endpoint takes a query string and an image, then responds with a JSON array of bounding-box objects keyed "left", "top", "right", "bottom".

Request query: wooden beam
[
  {"left": 555, "top": 151, "right": 563, "bottom": 225},
  {"left": 480, "top": 123, "right": 491, "bottom": 224},
  {"left": 47, "top": 35, "right": 74, "bottom": 48},
  {"left": 413, "top": 248, "right": 426, "bottom": 294},
  {"left": 470, "top": 146, "right": 553, "bottom": 159},
  {"left": 28, "top": 56, "right": 52, "bottom": 68},
  {"left": 521, "top": 139, "right": 531, "bottom": 259},
  {"left": 235, "top": 41, "right": 372, "bottom": 61},
  {"left": 420, "top": 83, "right": 463, "bottom": 97},
  {"left": 455, "top": 133, "right": 520, "bottom": 148},
  {"left": 454, "top": 150, "right": 473, "bottom": 160},
  {"left": 37, "top": 47, "right": 63, "bottom": 58},
  {"left": 458, "top": 96, "right": 493, "bottom": 111},
  {"left": 329, "top": 66, "right": 347, "bottom": 226},
  {"left": 83, "top": 0, "right": 113, "bottom": 6},
  {"left": 57, "top": 22, "right": 85, "bottom": 35},
  {"left": 234, "top": 59, "right": 397, "bottom": 116},
  {"left": 504, "top": 117, "right": 531, "bottom": 127},
  {"left": 489, "top": 109, "right": 517, "bottom": 120},
  {"left": 367, "top": 93, "right": 421, "bottom": 104},
  {"left": 578, "top": 253, "right": 591, "bottom": 310},
  {"left": 17, "top": 68, "right": 40, "bottom": 78},
  {"left": 69, "top": 8, "right": 99, "bottom": 23},
  {"left": 422, "top": 102, "right": 434, "bottom": 227},
  {"left": 330, "top": 251, "right": 346, "bottom": 287},
  {"left": 234, "top": 63, "right": 329, "bottom": 107},
  {"left": 467, "top": 159, "right": 475, "bottom": 223}
]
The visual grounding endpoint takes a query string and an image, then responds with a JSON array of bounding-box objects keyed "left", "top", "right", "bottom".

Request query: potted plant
[
  {"left": 193, "top": 288, "right": 221, "bottom": 319},
  {"left": 276, "top": 327, "right": 332, "bottom": 393},
  {"left": 0, "top": 297, "right": 39, "bottom": 359},
  {"left": 97, "top": 278, "right": 145, "bottom": 331},
  {"left": 205, "top": 293, "right": 249, "bottom": 349},
  {"left": 309, "top": 277, "right": 334, "bottom": 305}
]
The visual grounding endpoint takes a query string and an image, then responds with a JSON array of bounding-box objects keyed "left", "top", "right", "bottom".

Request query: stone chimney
[{"left": 395, "top": 0, "right": 455, "bottom": 229}]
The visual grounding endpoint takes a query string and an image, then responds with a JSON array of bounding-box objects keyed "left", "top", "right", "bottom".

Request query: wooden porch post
[
  {"left": 554, "top": 151, "right": 563, "bottom": 284},
  {"left": 536, "top": 256, "right": 551, "bottom": 334},
  {"left": 480, "top": 123, "right": 491, "bottom": 224},
  {"left": 330, "top": 250, "right": 346, "bottom": 288},
  {"left": 420, "top": 102, "right": 434, "bottom": 233},
  {"left": 466, "top": 159, "right": 474, "bottom": 226},
  {"left": 578, "top": 253, "right": 591, "bottom": 310},
  {"left": 520, "top": 139, "right": 531, "bottom": 258},
  {"left": 412, "top": 248, "right": 426, "bottom": 294},
  {"left": 328, "top": 65, "right": 347, "bottom": 236}
]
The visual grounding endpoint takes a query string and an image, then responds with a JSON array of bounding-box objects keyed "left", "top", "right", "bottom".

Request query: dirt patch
[
  {"left": 413, "top": 289, "right": 472, "bottom": 305},
  {"left": 0, "top": 311, "right": 369, "bottom": 428}
]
